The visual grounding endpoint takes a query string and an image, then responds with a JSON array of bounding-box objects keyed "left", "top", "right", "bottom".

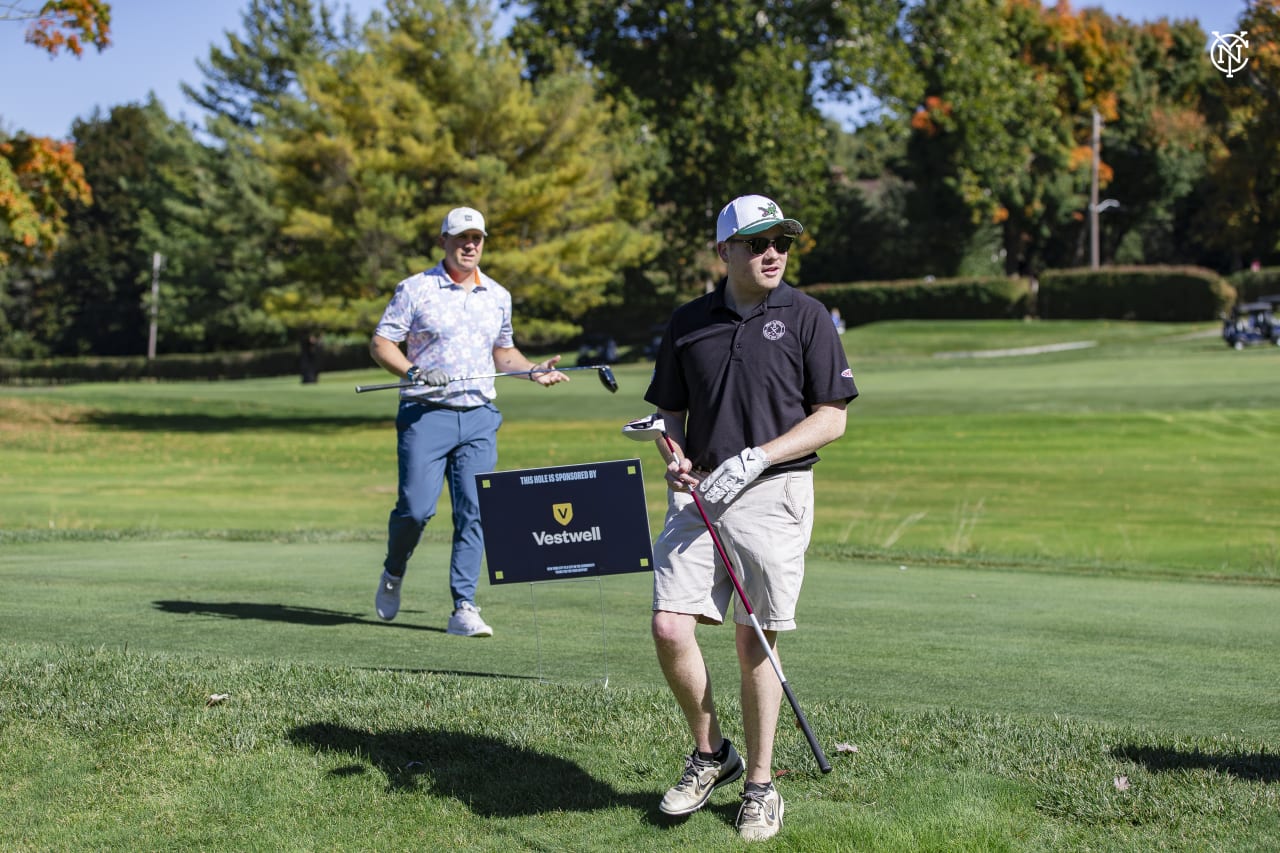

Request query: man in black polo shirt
[{"left": 643, "top": 194, "right": 857, "bottom": 842}]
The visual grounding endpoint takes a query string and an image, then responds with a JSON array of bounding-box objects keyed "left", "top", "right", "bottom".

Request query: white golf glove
[{"left": 699, "top": 447, "right": 770, "bottom": 505}]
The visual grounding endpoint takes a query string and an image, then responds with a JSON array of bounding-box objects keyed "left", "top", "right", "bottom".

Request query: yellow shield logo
[{"left": 553, "top": 503, "right": 574, "bottom": 526}]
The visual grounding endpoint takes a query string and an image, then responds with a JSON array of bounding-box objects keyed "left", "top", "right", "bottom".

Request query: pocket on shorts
[{"left": 781, "top": 471, "right": 813, "bottom": 524}]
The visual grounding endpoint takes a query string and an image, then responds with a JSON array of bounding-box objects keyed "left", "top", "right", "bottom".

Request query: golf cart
[{"left": 1221, "top": 300, "right": 1280, "bottom": 350}]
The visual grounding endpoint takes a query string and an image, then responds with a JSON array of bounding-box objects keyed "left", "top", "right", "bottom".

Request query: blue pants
[{"left": 384, "top": 401, "right": 502, "bottom": 609}]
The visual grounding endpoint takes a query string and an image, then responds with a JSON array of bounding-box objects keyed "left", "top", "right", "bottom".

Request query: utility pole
[
  {"left": 147, "top": 252, "right": 163, "bottom": 360},
  {"left": 1090, "top": 109, "right": 1101, "bottom": 270}
]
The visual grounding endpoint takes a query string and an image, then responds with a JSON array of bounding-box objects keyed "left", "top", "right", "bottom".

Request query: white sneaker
[
  {"left": 375, "top": 571, "right": 402, "bottom": 621},
  {"left": 736, "top": 784, "right": 784, "bottom": 842},
  {"left": 447, "top": 601, "right": 493, "bottom": 637},
  {"left": 658, "top": 741, "right": 744, "bottom": 816}
]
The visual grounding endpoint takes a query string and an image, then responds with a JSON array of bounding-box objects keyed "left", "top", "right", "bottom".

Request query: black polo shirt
[{"left": 644, "top": 278, "right": 858, "bottom": 473}]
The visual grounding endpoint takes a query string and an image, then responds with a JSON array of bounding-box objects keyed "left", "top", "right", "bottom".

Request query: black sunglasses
[{"left": 729, "top": 235, "right": 794, "bottom": 255}]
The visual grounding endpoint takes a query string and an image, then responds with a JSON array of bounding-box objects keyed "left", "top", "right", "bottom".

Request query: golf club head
[
  {"left": 597, "top": 365, "right": 619, "bottom": 394},
  {"left": 622, "top": 413, "right": 667, "bottom": 441}
]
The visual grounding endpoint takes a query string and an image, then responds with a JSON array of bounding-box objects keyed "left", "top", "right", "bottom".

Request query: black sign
[{"left": 476, "top": 459, "right": 655, "bottom": 585}]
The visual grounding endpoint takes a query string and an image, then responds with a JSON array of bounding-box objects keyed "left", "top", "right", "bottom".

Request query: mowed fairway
[{"left": 2, "top": 320, "right": 1279, "bottom": 850}]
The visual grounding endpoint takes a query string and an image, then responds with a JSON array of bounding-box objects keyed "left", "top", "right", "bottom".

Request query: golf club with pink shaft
[{"left": 623, "top": 413, "right": 832, "bottom": 774}]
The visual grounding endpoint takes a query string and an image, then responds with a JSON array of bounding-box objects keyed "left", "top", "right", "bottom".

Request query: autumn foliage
[
  {"left": 1, "top": 1, "right": 110, "bottom": 263},
  {"left": 22, "top": 0, "right": 111, "bottom": 57},
  {"left": 0, "top": 135, "right": 92, "bottom": 263}
]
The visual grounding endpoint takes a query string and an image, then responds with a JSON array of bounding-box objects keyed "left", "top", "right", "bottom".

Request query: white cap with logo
[
  {"left": 715, "top": 194, "right": 803, "bottom": 243},
  {"left": 440, "top": 207, "right": 488, "bottom": 236}
]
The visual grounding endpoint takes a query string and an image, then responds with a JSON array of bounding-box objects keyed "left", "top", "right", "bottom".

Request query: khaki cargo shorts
[{"left": 652, "top": 470, "right": 814, "bottom": 631}]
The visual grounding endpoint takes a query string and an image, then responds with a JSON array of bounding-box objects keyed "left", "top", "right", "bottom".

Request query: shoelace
[
  {"left": 739, "top": 790, "right": 770, "bottom": 821},
  {"left": 677, "top": 754, "right": 714, "bottom": 789}
]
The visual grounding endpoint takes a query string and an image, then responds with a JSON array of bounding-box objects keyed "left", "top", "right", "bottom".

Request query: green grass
[{"left": 2, "top": 320, "right": 1279, "bottom": 850}]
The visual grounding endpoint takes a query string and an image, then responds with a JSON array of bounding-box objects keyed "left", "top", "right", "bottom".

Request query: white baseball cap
[
  {"left": 440, "top": 206, "right": 488, "bottom": 236},
  {"left": 715, "top": 194, "right": 803, "bottom": 243}
]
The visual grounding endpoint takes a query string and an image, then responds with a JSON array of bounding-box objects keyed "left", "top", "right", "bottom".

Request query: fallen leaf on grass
[
  {"left": 1114, "top": 775, "right": 1130, "bottom": 791},
  {"left": 835, "top": 743, "right": 859, "bottom": 754},
  {"left": 206, "top": 693, "right": 230, "bottom": 706}
]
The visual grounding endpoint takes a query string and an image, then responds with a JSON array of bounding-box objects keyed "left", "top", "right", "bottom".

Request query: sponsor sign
[{"left": 476, "top": 459, "right": 654, "bottom": 585}]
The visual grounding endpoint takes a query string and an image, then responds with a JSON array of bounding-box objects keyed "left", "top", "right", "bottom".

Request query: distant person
[
  {"left": 830, "top": 306, "right": 846, "bottom": 335},
  {"left": 642, "top": 194, "right": 858, "bottom": 841},
  {"left": 368, "top": 206, "right": 568, "bottom": 636}
]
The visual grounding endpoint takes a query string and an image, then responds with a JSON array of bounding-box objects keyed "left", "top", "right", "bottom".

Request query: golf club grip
[{"left": 782, "top": 680, "right": 831, "bottom": 773}]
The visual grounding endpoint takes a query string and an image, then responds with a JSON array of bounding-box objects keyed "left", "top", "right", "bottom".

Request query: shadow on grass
[
  {"left": 289, "top": 722, "right": 662, "bottom": 820},
  {"left": 84, "top": 411, "right": 387, "bottom": 433},
  {"left": 153, "top": 599, "right": 444, "bottom": 633},
  {"left": 1113, "top": 744, "right": 1280, "bottom": 783}
]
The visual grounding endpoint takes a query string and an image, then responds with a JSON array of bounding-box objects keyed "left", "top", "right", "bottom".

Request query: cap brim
[{"left": 736, "top": 218, "right": 804, "bottom": 237}]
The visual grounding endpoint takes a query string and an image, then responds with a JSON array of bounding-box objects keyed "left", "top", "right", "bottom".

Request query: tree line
[{"left": 1, "top": 0, "right": 1277, "bottom": 361}]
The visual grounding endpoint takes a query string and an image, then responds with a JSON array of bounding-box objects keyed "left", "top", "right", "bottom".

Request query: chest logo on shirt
[{"left": 763, "top": 320, "right": 786, "bottom": 341}]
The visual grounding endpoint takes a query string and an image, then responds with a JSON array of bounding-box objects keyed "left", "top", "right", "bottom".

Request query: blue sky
[{"left": 0, "top": 0, "right": 1253, "bottom": 139}]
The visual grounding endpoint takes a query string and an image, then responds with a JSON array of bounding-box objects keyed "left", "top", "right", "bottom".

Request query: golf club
[
  {"left": 355, "top": 364, "right": 618, "bottom": 394},
  {"left": 622, "top": 413, "right": 832, "bottom": 774}
]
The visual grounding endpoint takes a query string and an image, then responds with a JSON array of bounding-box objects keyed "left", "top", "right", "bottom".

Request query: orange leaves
[
  {"left": 0, "top": 134, "right": 92, "bottom": 263},
  {"left": 3, "top": 3, "right": 106, "bottom": 259},
  {"left": 23, "top": 0, "right": 111, "bottom": 57},
  {"left": 911, "top": 95, "right": 953, "bottom": 137},
  {"left": 1067, "top": 144, "right": 1112, "bottom": 184}
]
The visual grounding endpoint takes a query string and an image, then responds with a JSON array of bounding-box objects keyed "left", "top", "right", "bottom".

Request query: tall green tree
[
  {"left": 185, "top": 0, "right": 357, "bottom": 370},
  {"left": 892, "top": 0, "right": 1079, "bottom": 277},
  {"left": 44, "top": 103, "right": 160, "bottom": 355},
  {"left": 25, "top": 100, "right": 281, "bottom": 357},
  {"left": 258, "top": 0, "right": 658, "bottom": 346},
  {"left": 508, "top": 0, "right": 907, "bottom": 297},
  {"left": 182, "top": 0, "right": 353, "bottom": 129},
  {"left": 1099, "top": 17, "right": 1216, "bottom": 267}
]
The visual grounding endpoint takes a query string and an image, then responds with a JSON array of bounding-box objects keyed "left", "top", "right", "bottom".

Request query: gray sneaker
[
  {"left": 447, "top": 601, "right": 493, "bottom": 637},
  {"left": 736, "top": 784, "right": 784, "bottom": 842},
  {"left": 375, "top": 571, "right": 402, "bottom": 621},
  {"left": 658, "top": 740, "right": 744, "bottom": 816}
]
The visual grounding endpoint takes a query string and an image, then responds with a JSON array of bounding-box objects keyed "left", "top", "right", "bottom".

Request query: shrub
[
  {"left": 802, "top": 276, "right": 1031, "bottom": 328},
  {"left": 0, "top": 341, "right": 371, "bottom": 385},
  {"left": 1227, "top": 267, "right": 1280, "bottom": 303},
  {"left": 1038, "top": 266, "right": 1234, "bottom": 321}
]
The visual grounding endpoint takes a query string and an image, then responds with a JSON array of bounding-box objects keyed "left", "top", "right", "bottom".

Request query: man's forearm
[
  {"left": 370, "top": 335, "right": 412, "bottom": 377},
  {"left": 757, "top": 402, "right": 847, "bottom": 465}
]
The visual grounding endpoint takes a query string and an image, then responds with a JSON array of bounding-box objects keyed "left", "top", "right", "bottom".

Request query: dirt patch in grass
[{"left": 0, "top": 397, "right": 94, "bottom": 431}]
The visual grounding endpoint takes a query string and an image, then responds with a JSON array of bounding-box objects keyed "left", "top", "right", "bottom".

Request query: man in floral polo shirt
[{"left": 369, "top": 206, "right": 568, "bottom": 636}]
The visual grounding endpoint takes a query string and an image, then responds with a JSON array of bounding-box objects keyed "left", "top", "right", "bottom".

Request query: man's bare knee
[{"left": 652, "top": 610, "right": 695, "bottom": 649}]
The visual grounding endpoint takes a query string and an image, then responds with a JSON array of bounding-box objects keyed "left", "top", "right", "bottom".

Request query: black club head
[{"left": 597, "top": 366, "right": 618, "bottom": 393}]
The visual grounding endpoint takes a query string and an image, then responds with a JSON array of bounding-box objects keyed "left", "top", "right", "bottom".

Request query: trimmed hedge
[
  {"left": 802, "top": 276, "right": 1031, "bottom": 328},
  {"left": 1038, "top": 266, "right": 1234, "bottom": 321},
  {"left": 0, "top": 341, "right": 372, "bottom": 385},
  {"left": 1227, "top": 267, "right": 1280, "bottom": 303}
]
